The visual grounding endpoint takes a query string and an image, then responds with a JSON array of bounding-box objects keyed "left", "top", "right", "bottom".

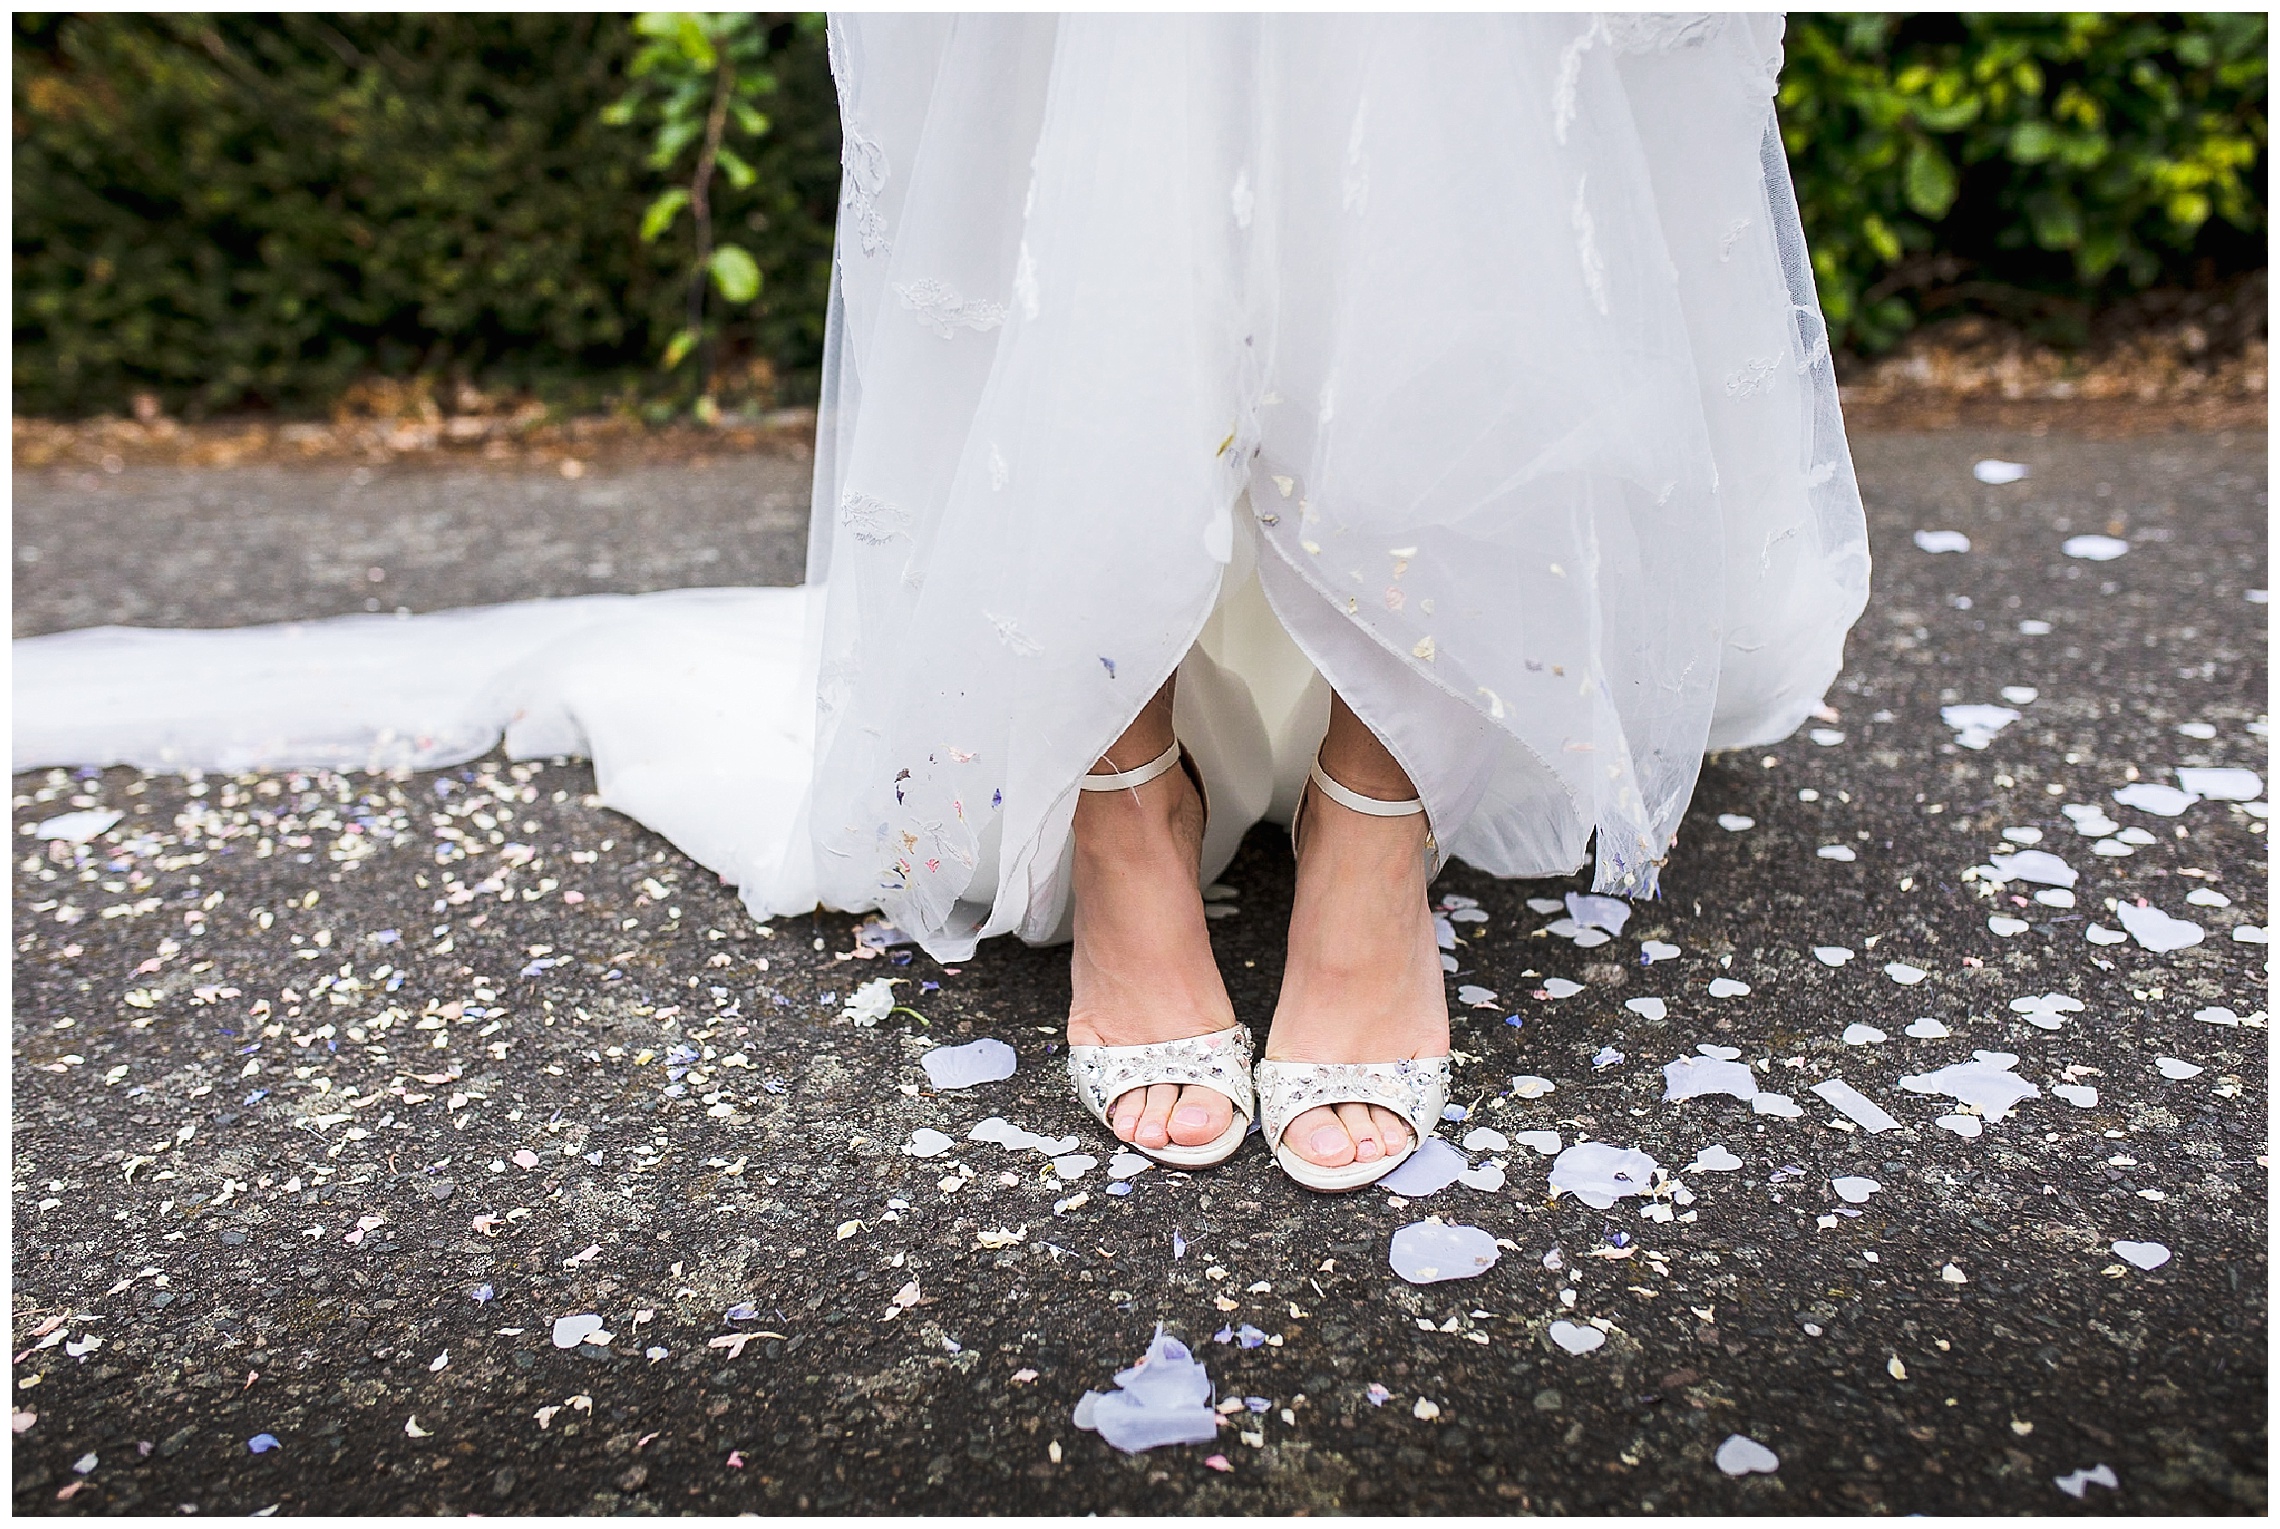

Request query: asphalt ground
[{"left": 10, "top": 429, "right": 2269, "bottom": 1514}]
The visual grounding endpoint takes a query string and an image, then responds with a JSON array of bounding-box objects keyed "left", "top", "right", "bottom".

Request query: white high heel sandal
[
  {"left": 1253, "top": 755, "right": 1452, "bottom": 1193},
  {"left": 1064, "top": 740, "right": 1256, "bottom": 1169}
]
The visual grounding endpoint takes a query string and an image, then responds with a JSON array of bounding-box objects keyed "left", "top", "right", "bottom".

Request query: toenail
[
  {"left": 1355, "top": 1139, "right": 1382, "bottom": 1161},
  {"left": 1173, "top": 1105, "right": 1211, "bottom": 1129},
  {"left": 1309, "top": 1126, "right": 1348, "bottom": 1157}
]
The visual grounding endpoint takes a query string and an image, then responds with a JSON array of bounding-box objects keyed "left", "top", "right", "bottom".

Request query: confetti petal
[
  {"left": 922, "top": 1038, "right": 1018, "bottom": 1089},
  {"left": 1389, "top": 1221, "right": 1501, "bottom": 1284},
  {"left": 2110, "top": 1240, "right": 2170, "bottom": 1271},
  {"left": 1548, "top": 1320, "right": 1605, "bottom": 1355}
]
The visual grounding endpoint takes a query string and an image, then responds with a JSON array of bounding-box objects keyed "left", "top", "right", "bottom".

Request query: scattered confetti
[
  {"left": 1901, "top": 1052, "right": 2041, "bottom": 1121},
  {"left": 1378, "top": 1138, "right": 1469, "bottom": 1197},
  {"left": 2009, "top": 992, "right": 2086, "bottom": 1030},
  {"left": 1548, "top": 1142, "right": 1658, "bottom": 1209},
  {"left": 1389, "top": 1221, "right": 1500, "bottom": 1284},
  {"left": 1070, "top": 1328, "right": 1219, "bottom": 1453},
  {"left": 2175, "top": 766, "right": 2262, "bottom": 801},
  {"left": 1810, "top": 1079, "right": 1900, "bottom": 1133},
  {"left": 903, "top": 1128, "right": 955, "bottom": 1158},
  {"left": 1715, "top": 1433, "right": 1781, "bottom": 1475},
  {"left": 1942, "top": 703, "right": 2019, "bottom": 750},
  {"left": 1663, "top": 1055, "right": 1757, "bottom": 1103},
  {"left": 2061, "top": 533, "right": 2128, "bottom": 561},
  {"left": 922, "top": 1038, "right": 1018, "bottom": 1089},
  {"left": 34, "top": 808, "right": 122, "bottom": 842},
  {"left": 551, "top": 1315, "right": 605, "bottom": 1350},
  {"left": 1548, "top": 1320, "right": 1606, "bottom": 1356},
  {"left": 2115, "top": 902, "right": 2203, "bottom": 952},
  {"left": 2054, "top": 1464, "right": 2120, "bottom": 1498},
  {"left": 2111, "top": 1240, "right": 2171, "bottom": 1271}
]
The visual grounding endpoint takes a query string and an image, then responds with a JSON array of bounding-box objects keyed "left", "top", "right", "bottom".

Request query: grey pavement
[
  {"left": 12, "top": 460, "right": 814, "bottom": 640},
  {"left": 10, "top": 430, "right": 2269, "bottom": 1514}
]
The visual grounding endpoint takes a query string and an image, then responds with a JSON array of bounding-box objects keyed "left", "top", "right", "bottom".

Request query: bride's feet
[
  {"left": 1068, "top": 746, "right": 1240, "bottom": 1153},
  {"left": 1264, "top": 770, "right": 1450, "bottom": 1172}
]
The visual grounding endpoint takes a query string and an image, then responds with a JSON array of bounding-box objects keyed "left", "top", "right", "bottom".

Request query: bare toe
[
  {"left": 1109, "top": 1089, "right": 1145, "bottom": 1144},
  {"left": 1288, "top": 1104, "right": 1357, "bottom": 1168},
  {"left": 1332, "top": 1102, "right": 1384, "bottom": 1162},
  {"left": 1133, "top": 1082, "right": 1180, "bottom": 1150},
  {"left": 1371, "top": 1104, "right": 1412, "bottom": 1155},
  {"left": 1167, "top": 1085, "right": 1232, "bottom": 1147}
]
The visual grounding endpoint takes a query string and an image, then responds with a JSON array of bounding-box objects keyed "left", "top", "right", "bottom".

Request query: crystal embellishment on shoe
[
  {"left": 1255, "top": 1056, "right": 1452, "bottom": 1193},
  {"left": 1066, "top": 1025, "right": 1256, "bottom": 1169}
]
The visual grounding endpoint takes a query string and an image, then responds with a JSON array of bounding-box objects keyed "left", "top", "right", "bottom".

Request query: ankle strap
[
  {"left": 1308, "top": 757, "right": 1425, "bottom": 817},
  {"left": 1078, "top": 740, "right": 1184, "bottom": 792}
]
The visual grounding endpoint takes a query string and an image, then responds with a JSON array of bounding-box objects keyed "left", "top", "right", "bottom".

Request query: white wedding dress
[{"left": 14, "top": 13, "right": 1868, "bottom": 963}]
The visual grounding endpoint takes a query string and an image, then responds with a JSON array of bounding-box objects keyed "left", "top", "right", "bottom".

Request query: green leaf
[
  {"left": 1861, "top": 212, "right": 1904, "bottom": 264},
  {"left": 650, "top": 116, "right": 702, "bottom": 168},
  {"left": 662, "top": 13, "right": 716, "bottom": 69},
  {"left": 2025, "top": 191, "right": 2082, "bottom": 250},
  {"left": 639, "top": 188, "right": 688, "bottom": 243},
  {"left": 715, "top": 145, "right": 756, "bottom": 190},
  {"left": 662, "top": 327, "right": 697, "bottom": 369},
  {"left": 2007, "top": 119, "right": 2059, "bottom": 162},
  {"left": 1903, "top": 139, "right": 1958, "bottom": 219},
  {"left": 2077, "top": 230, "right": 2124, "bottom": 280},
  {"left": 707, "top": 243, "right": 761, "bottom": 304},
  {"left": 1912, "top": 96, "right": 1981, "bottom": 132},
  {"left": 729, "top": 100, "right": 770, "bottom": 137}
]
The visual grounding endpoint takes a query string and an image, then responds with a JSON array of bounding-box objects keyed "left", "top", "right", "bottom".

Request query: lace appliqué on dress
[
  {"left": 1342, "top": 98, "right": 1370, "bottom": 214},
  {"left": 1722, "top": 351, "right": 1784, "bottom": 399},
  {"left": 1256, "top": 1056, "right": 1451, "bottom": 1144},
  {"left": 841, "top": 119, "right": 891, "bottom": 257},
  {"left": 1066, "top": 1026, "right": 1257, "bottom": 1125},
  {"left": 982, "top": 611, "right": 1043, "bottom": 658},
  {"left": 839, "top": 490, "right": 910, "bottom": 544},
  {"left": 895, "top": 279, "right": 1008, "bottom": 339},
  {"left": 1599, "top": 13, "right": 1724, "bottom": 54},
  {"left": 1571, "top": 175, "right": 1610, "bottom": 316},
  {"left": 1559, "top": 15, "right": 1727, "bottom": 143},
  {"left": 1012, "top": 242, "right": 1040, "bottom": 321}
]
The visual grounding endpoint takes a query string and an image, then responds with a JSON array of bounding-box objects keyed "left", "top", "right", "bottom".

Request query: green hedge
[
  {"left": 12, "top": 13, "right": 2268, "bottom": 417},
  {"left": 12, "top": 13, "right": 841, "bottom": 418},
  {"left": 1783, "top": 12, "right": 2266, "bottom": 350}
]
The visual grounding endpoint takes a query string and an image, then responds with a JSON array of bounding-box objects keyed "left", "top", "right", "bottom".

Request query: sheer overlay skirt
[{"left": 806, "top": 12, "right": 1869, "bottom": 960}]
